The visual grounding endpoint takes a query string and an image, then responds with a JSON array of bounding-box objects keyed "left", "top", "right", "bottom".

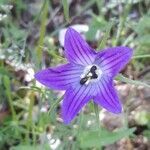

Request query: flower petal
[
  {"left": 95, "top": 46, "right": 133, "bottom": 77},
  {"left": 94, "top": 76, "right": 122, "bottom": 113},
  {"left": 62, "top": 84, "right": 94, "bottom": 124},
  {"left": 34, "top": 64, "right": 84, "bottom": 90},
  {"left": 64, "top": 27, "right": 96, "bottom": 66}
]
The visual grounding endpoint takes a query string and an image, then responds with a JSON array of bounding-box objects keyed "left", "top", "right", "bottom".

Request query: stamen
[{"left": 80, "top": 65, "right": 102, "bottom": 85}]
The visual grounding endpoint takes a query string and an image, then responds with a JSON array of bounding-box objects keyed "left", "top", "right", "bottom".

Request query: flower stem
[
  {"left": 93, "top": 102, "right": 102, "bottom": 149},
  {"left": 93, "top": 102, "right": 101, "bottom": 132}
]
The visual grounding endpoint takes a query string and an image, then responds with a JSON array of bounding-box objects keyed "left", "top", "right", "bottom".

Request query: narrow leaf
[
  {"left": 36, "top": 0, "right": 49, "bottom": 66},
  {"left": 132, "top": 54, "right": 150, "bottom": 59},
  {"left": 62, "top": 0, "right": 70, "bottom": 22},
  {"left": 79, "top": 127, "right": 135, "bottom": 148},
  {"left": 116, "top": 74, "right": 150, "bottom": 88}
]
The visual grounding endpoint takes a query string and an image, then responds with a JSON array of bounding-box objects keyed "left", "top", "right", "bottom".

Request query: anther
[
  {"left": 90, "top": 65, "right": 98, "bottom": 79},
  {"left": 92, "top": 73, "right": 98, "bottom": 79},
  {"left": 80, "top": 77, "right": 89, "bottom": 85},
  {"left": 90, "top": 65, "right": 97, "bottom": 73}
]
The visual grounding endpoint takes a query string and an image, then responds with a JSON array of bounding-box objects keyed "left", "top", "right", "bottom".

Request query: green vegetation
[{"left": 0, "top": 0, "right": 150, "bottom": 149}]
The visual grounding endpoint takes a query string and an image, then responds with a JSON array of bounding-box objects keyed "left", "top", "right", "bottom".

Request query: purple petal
[
  {"left": 94, "top": 76, "right": 122, "bottom": 113},
  {"left": 34, "top": 64, "right": 84, "bottom": 90},
  {"left": 64, "top": 27, "right": 96, "bottom": 66},
  {"left": 95, "top": 46, "right": 133, "bottom": 77},
  {"left": 62, "top": 84, "right": 94, "bottom": 124}
]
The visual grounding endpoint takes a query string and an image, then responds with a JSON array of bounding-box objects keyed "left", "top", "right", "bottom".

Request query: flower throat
[{"left": 80, "top": 65, "right": 98, "bottom": 85}]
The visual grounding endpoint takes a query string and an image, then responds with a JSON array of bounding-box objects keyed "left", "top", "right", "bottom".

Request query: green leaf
[
  {"left": 62, "top": 0, "right": 70, "bottom": 22},
  {"left": 135, "top": 111, "right": 150, "bottom": 125},
  {"left": 3, "top": 75, "right": 17, "bottom": 120},
  {"left": 10, "top": 145, "right": 40, "bottom": 150},
  {"left": 116, "top": 74, "right": 150, "bottom": 88},
  {"left": 97, "top": 21, "right": 114, "bottom": 49},
  {"left": 143, "top": 130, "right": 150, "bottom": 140},
  {"left": 79, "top": 127, "right": 135, "bottom": 148},
  {"left": 0, "top": 67, "right": 11, "bottom": 76},
  {"left": 136, "top": 35, "right": 150, "bottom": 46},
  {"left": 134, "top": 15, "right": 150, "bottom": 35},
  {"left": 3, "top": 75, "right": 11, "bottom": 91},
  {"left": 86, "top": 16, "right": 108, "bottom": 41},
  {"left": 132, "top": 54, "right": 150, "bottom": 59},
  {"left": 36, "top": 0, "right": 49, "bottom": 67}
]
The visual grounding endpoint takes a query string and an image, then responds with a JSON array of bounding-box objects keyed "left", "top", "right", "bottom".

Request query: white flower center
[{"left": 80, "top": 64, "right": 102, "bottom": 85}]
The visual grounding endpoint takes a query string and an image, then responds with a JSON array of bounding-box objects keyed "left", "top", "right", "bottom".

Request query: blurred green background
[{"left": 0, "top": 0, "right": 150, "bottom": 149}]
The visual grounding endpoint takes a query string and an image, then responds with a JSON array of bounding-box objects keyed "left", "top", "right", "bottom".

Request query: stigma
[{"left": 80, "top": 65, "right": 102, "bottom": 85}]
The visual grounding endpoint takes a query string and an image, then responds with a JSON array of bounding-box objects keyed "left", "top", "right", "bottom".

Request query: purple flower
[{"left": 35, "top": 27, "right": 133, "bottom": 124}]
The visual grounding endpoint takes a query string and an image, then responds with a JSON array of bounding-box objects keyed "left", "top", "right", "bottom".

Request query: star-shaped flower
[{"left": 35, "top": 27, "right": 133, "bottom": 124}]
